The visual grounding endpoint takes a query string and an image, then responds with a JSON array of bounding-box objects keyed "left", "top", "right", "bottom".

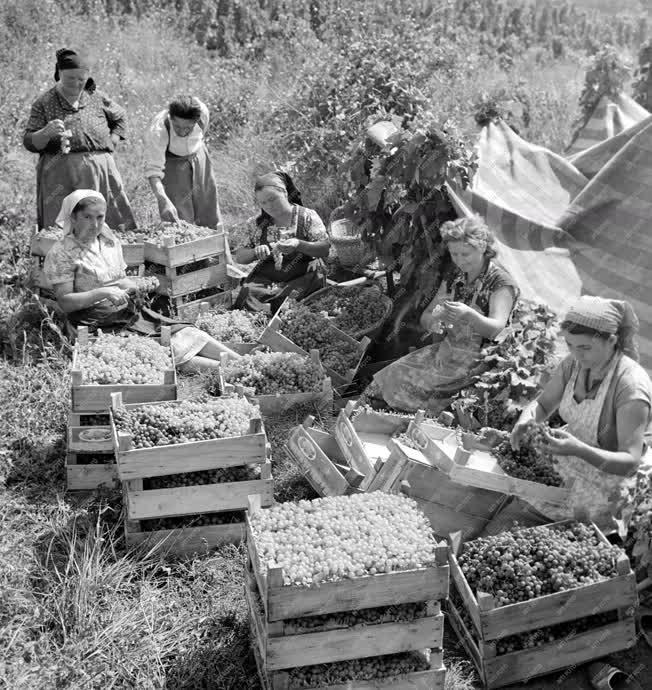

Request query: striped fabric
[
  {"left": 565, "top": 92, "right": 649, "bottom": 156},
  {"left": 447, "top": 117, "right": 652, "bottom": 372}
]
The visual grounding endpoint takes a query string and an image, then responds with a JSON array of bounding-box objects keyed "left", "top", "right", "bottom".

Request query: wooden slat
[
  {"left": 67, "top": 425, "right": 114, "bottom": 454},
  {"left": 122, "top": 244, "right": 145, "bottom": 265},
  {"left": 156, "top": 262, "right": 228, "bottom": 297},
  {"left": 250, "top": 378, "right": 333, "bottom": 417},
  {"left": 144, "top": 230, "right": 226, "bottom": 267},
  {"left": 365, "top": 442, "right": 409, "bottom": 492},
  {"left": 334, "top": 408, "right": 377, "bottom": 479},
  {"left": 445, "top": 600, "right": 485, "bottom": 683},
  {"left": 127, "top": 478, "right": 274, "bottom": 520},
  {"left": 413, "top": 497, "right": 492, "bottom": 543},
  {"left": 449, "top": 554, "right": 482, "bottom": 638},
  {"left": 73, "top": 382, "right": 177, "bottom": 412},
  {"left": 66, "top": 458, "right": 117, "bottom": 491},
  {"left": 125, "top": 521, "right": 243, "bottom": 555}
]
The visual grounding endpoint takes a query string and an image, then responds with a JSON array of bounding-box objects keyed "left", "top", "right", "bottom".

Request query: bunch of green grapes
[
  {"left": 78, "top": 333, "right": 172, "bottom": 384},
  {"left": 195, "top": 308, "right": 267, "bottom": 342},
  {"left": 249, "top": 492, "right": 438, "bottom": 587},
  {"left": 289, "top": 651, "right": 430, "bottom": 687},
  {"left": 142, "top": 220, "right": 217, "bottom": 245},
  {"left": 141, "top": 510, "right": 244, "bottom": 532},
  {"left": 458, "top": 522, "right": 622, "bottom": 607},
  {"left": 308, "top": 286, "right": 388, "bottom": 335},
  {"left": 212, "top": 351, "right": 323, "bottom": 395},
  {"left": 145, "top": 464, "right": 259, "bottom": 490},
  {"left": 117, "top": 228, "right": 150, "bottom": 245},
  {"left": 113, "top": 397, "right": 258, "bottom": 448},
  {"left": 37, "top": 226, "right": 62, "bottom": 240},
  {"left": 280, "top": 301, "right": 360, "bottom": 375},
  {"left": 492, "top": 421, "right": 563, "bottom": 487}
]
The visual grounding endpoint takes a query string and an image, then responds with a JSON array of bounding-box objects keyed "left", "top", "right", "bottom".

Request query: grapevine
[
  {"left": 458, "top": 522, "right": 622, "bottom": 607},
  {"left": 195, "top": 308, "right": 267, "bottom": 342},
  {"left": 113, "top": 397, "right": 258, "bottom": 448},
  {"left": 306, "top": 286, "right": 389, "bottom": 337},
  {"left": 279, "top": 301, "right": 361, "bottom": 375},
  {"left": 249, "top": 492, "right": 438, "bottom": 587},
  {"left": 77, "top": 333, "right": 172, "bottom": 385},
  {"left": 205, "top": 351, "right": 323, "bottom": 396}
]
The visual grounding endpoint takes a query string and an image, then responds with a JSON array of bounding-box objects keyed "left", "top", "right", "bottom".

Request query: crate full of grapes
[
  {"left": 111, "top": 393, "right": 272, "bottom": 555},
  {"left": 446, "top": 521, "right": 638, "bottom": 689},
  {"left": 405, "top": 414, "right": 573, "bottom": 516},
  {"left": 258, "top": 300, "right": 371, "bottom": 390},
  {"left": 246, "top": 493, "right": 448, "bottom": 689},
  {"left": 71, "top": 327, "right": 177, "bottom": 412},
  {"left": 192, "top": 302, "right": 268, "bottom": 355},
  {"left": 208, "top": 350, "right": 333, "bottom": 417},
  {"left": 65, "top": 412, "right": 117, "bottom": 491}
]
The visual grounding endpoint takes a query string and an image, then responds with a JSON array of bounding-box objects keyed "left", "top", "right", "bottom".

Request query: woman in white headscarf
[{"left": 43, "top": 190, "right": 239, "bottom": 371}]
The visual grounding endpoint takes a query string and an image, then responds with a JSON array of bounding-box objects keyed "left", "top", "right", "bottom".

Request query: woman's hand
[
  {"left": 158, "top": 197, "right": 179, "bottom": 223},
  {"left": 543, "top": 428, "right": 584, "bottom": 457},
  {"left": 110, "top": 132, "right": 121, "bottom": 147},
  {"left": 307, "top": 258, "right": 325, "bottom": 273},
  {"left": 277, "top": 237, "right": 300, "bottom": 255},
  {"left": 510, "top": 419, "right": 531, "bottom": 451},
  {"left": 41, "top": 119, "right": 67, "bottom": 140},
  {"left": 99, "top": 285, "right": 129, "bottom": 306},
  {"left": 254, "top": 244, "right": 271, "bottom": 260},
  {"left": 441, "top": 300, "right": 476, "bottom": 326},
  {"left": 106, "top": 277, "right": 138, "bottom": 291}
]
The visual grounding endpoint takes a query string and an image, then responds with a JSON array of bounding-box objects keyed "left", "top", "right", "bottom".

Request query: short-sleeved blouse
[
  {"left": 43, "top": 227, "right": 127, "bottom": 291},
  {"left": 245, "top": 205, "right": 327, "bottom": 248},
  {"left": 442, "top": 261, "right": 520, "bottom": 316},
  {"left": 23, "top": 87, "right": 127, "bottom": 155}
]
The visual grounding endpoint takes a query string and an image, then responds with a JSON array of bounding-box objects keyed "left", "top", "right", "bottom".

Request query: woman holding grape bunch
[
  {"left": 233, "top": 172, "right": 330, "bottom": 312},
  {"left": 43, "top": 190, "right": 239, "bottom": 372},
  {"left": 366, "top": 215, "right": 519, "bottom": 414}
]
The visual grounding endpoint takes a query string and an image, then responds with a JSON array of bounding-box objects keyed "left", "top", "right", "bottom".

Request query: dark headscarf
[
  {"left": 54, "top": 48, "right": 96, "bottom": 93},
  {"left": 254, "top": 172, "right": 303, "bottom": 230}
]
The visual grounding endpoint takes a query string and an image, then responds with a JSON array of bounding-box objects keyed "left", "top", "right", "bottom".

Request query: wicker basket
[{"left": 329, "top": 219, "right": 364, "bottom": 267}]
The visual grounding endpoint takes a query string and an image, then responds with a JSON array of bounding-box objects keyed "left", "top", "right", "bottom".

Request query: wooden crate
[
  {"left": 143, "top": 226, "right": 226, "bottom": 267},
  {"left": 176, "top": 289, "right": 235, "bottom": 321},
  {"left": 446, "top": 521, "right": 638, "bottom": 688},
  {"left": 186, "top": 299, "right": 263, "bottom": 355},
  {"left": 246, "top": 495, "right": 449, "bottom": 623},
  {"left": 71, "top": 326, "right": 177, "bottom": 412},
  {"left": 333, "top": 402, "right": 415, "bottom": 492},
  {"left": 30, "top": 231, "right": 144, "bottom": 266},
  {"left": 405, "top": 413, "right": 573, "bottom": 516},
  {"left": 258, "top": 309, "right": 371, "bottom": 390},
  {"left": 66, "top": 452, "right": 117, "bottom": 491},
  {"left": 218, "top": 350, "right": 333, "bottom": 417}
]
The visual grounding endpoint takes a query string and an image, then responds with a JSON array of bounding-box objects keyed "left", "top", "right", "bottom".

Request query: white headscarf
[{"left": 55, "top": 189, "right": 106, "bottom": 235}]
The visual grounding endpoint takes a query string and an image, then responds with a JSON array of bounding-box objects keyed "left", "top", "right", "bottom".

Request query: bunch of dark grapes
[
  {"left": 280, "top": 301, "right": 361, "bottom": 375},
  {"left": 141, "top": 510, "right": 243, "bottom": 532},
  {"left": 492, "top": 421, "right": 563, "bottom": 486},
  {"left": 458, "top": 522, "right": 622, "bottom": 607},
  {"left": 307, "top": 286, "right": 388, "bottom": 336},
  {"left": 210, "top": 351, "right": 323, "bottom": 395},
  {"left": 140, "top": 220, "right": 217, "bottom": 245},
  {"left": 144, "top": 465, "right": 259, "bottom": 490},
  {"left": 113, "top": 398, "right": 258, "bottom": 448},
  {"left": 289, "top": 652, "right": 430, "bottom": 687},
  {"left": 195, "top": 308, "right": 267, "bottom": 342}
]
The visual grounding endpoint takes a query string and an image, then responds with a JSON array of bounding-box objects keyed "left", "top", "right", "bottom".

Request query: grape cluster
[
  {"left": 78, "top": 333, "right": 172, "bottom": 384},
  {"left": 131, "top": 276, "right": 159, "bottom": 294},
  {"left": 79, "top": 414, "right": 110, "bottom": 426},
  {"left": 195, "top": 308, "right": 267, "bottom": 342},
  {"left": 117, "top": 228, "right": 150, "bottom": 245},
  {"left": 307, "top": 286, "right": 388, "bottom": 335},
  {"left": 144, "top": 465, "right": 259, "bottom": 490},
  {"left": 249, "top": 492, "right": 438, "bottom": 587},
  {"left": 140, "top": 220, "right": 217, "bottom": 245},
  {"left": 492, "top": 421, "right": 563, "bottom": 487},
  {"left": 288, "top": 651, "right": 430, "bottom": 688},
  {"left": 458, "top": 522, "right": 622, "bottom": 607},
  {"left": 141, "top": 510, "right": 244, "bottom": 532},
  {"left": 113, "top": 397, "right": 258, "bottom": 448},
  {"left": 212, "top": 352, "right": 323, "bottom": 396},
  {"left": 280, "top": 301, "right": 361, "bottom": 375}
]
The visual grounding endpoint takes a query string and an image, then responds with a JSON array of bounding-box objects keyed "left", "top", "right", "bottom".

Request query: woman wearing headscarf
[
  {"left": 485, "top": 295, "right": 652, "bottom": 535},
  {"left": 43, "top": 190, "right": 239, "bottom": 372},
  {"left": 23, "top": 48, "right": 136, "bottom": 231},
  {"left": 144, "top": 95, "right": 222, "bottom": 228},
  {"left": 233, "top": 172, "right": 330, "bottom": 312}
]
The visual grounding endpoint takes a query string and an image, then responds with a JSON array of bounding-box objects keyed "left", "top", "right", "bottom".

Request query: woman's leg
[
  {"left": 178, "top": 355, "right": 222, "bottom": 374},
  {"left": 197, "top": 336, "right": 242, "bottom": 361}
]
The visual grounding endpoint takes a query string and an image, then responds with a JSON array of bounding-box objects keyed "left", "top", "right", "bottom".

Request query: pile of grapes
[
  {"left": 78, "top": 333, "right": 172, "bottom": 384},
  {"left": 307, "top": 286, "right": 388, "bottom": 336},
  {"left": 458, "top": 522, "right": 622, "bottom": 607},
  {"left": 144, "top": 465, "right": 259, "bottom": 490},
  {"left": 141, "top": 220, "right": 217, "bottom": 245},
  {"left": 113, "top": 397, "right": 258, "bottom": 448},
  {"left": 210, "top": 352, "right": 323, "bottom": 396},
  {"left": 117, "top": 228, "right": 150, "bottom": 245},
  {"left": 288, "top": 652, "right": 430, "bottom": 688},
  {"left": 249, "top": 492, "right": 438, "bottom": 586},
  {"left": 491, "top": 421, "right": 564, "bottom": 487},
  {"left": 195, "top": 308, "right": 267, "bottom": 342},
  {"left": 280, "top": 301, "right": 361, "bottom": 375},
  {"left": 140, "top": 510, "right": 243, "bottom": 532}
]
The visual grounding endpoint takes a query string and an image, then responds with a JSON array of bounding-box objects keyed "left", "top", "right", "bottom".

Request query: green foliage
[
  {"left": 453, "top": 300, "right": 561, "bottom": 431},
  {"left": 633, "top": 39, "right": 652, "bottom": 110},
  {"left": 473, "top": 82, "right": 532, "bottom": 132}
]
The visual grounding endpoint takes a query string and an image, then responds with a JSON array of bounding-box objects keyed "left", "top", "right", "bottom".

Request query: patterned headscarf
[
  {"left": 564, "top": 295, "right": 640, "bottom": 362},
  {"left": 254, "top": 171, "right": 303, "bottom": 230},
  {"left": 55, "top": 189, "right": 106, "bottom": 236}
]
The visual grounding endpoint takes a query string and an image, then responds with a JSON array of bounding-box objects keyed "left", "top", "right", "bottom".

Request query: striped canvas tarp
[
  {"left": 447, "top": 118, "right": 652, "bottom": 372},
  {"left": 565, "top": 92, "right": 649, "bottom": 156}
]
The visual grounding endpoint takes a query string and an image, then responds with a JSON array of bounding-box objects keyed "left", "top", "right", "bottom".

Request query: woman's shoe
[{"left": 587, "top": 663, "right": 643, "bottom": 690}]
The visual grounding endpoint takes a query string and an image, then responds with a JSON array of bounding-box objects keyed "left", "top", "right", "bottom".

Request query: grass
[{"left": 1, "top": 1, "right": 649, "bottom": 688}]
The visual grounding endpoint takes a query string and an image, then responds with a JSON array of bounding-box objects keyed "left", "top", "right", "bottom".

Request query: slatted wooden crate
[
  {"left": 189, "top": 300, "right": 263, "bottom": 355},
  {"left": 71, "top": 326, "right": 177, "bottom": 412},
  {"left": 446, "top": 521, "right": 638, "bottom": 689},
  {"left": 111, "top": 393, "right": 272, "bottom": 554},
  {"left": 258, "top": 308, "right": 371, "bottom": 391},
  {"left": 405, "top": 413, "right": 573, "bottom": 517}
]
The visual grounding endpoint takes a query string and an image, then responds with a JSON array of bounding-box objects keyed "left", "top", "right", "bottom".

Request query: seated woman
[
  {"left": 234, "top": 172, "right": 330, "bottom": 313},
  {"left": 368, "top": 215, "right": 519, "bottom": 415},
  {"left": 43, "top": 189, "right": 239, "bottom": 371},
  {"left": 489, "top": 295, "right": 652, "bottom": 533}
]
